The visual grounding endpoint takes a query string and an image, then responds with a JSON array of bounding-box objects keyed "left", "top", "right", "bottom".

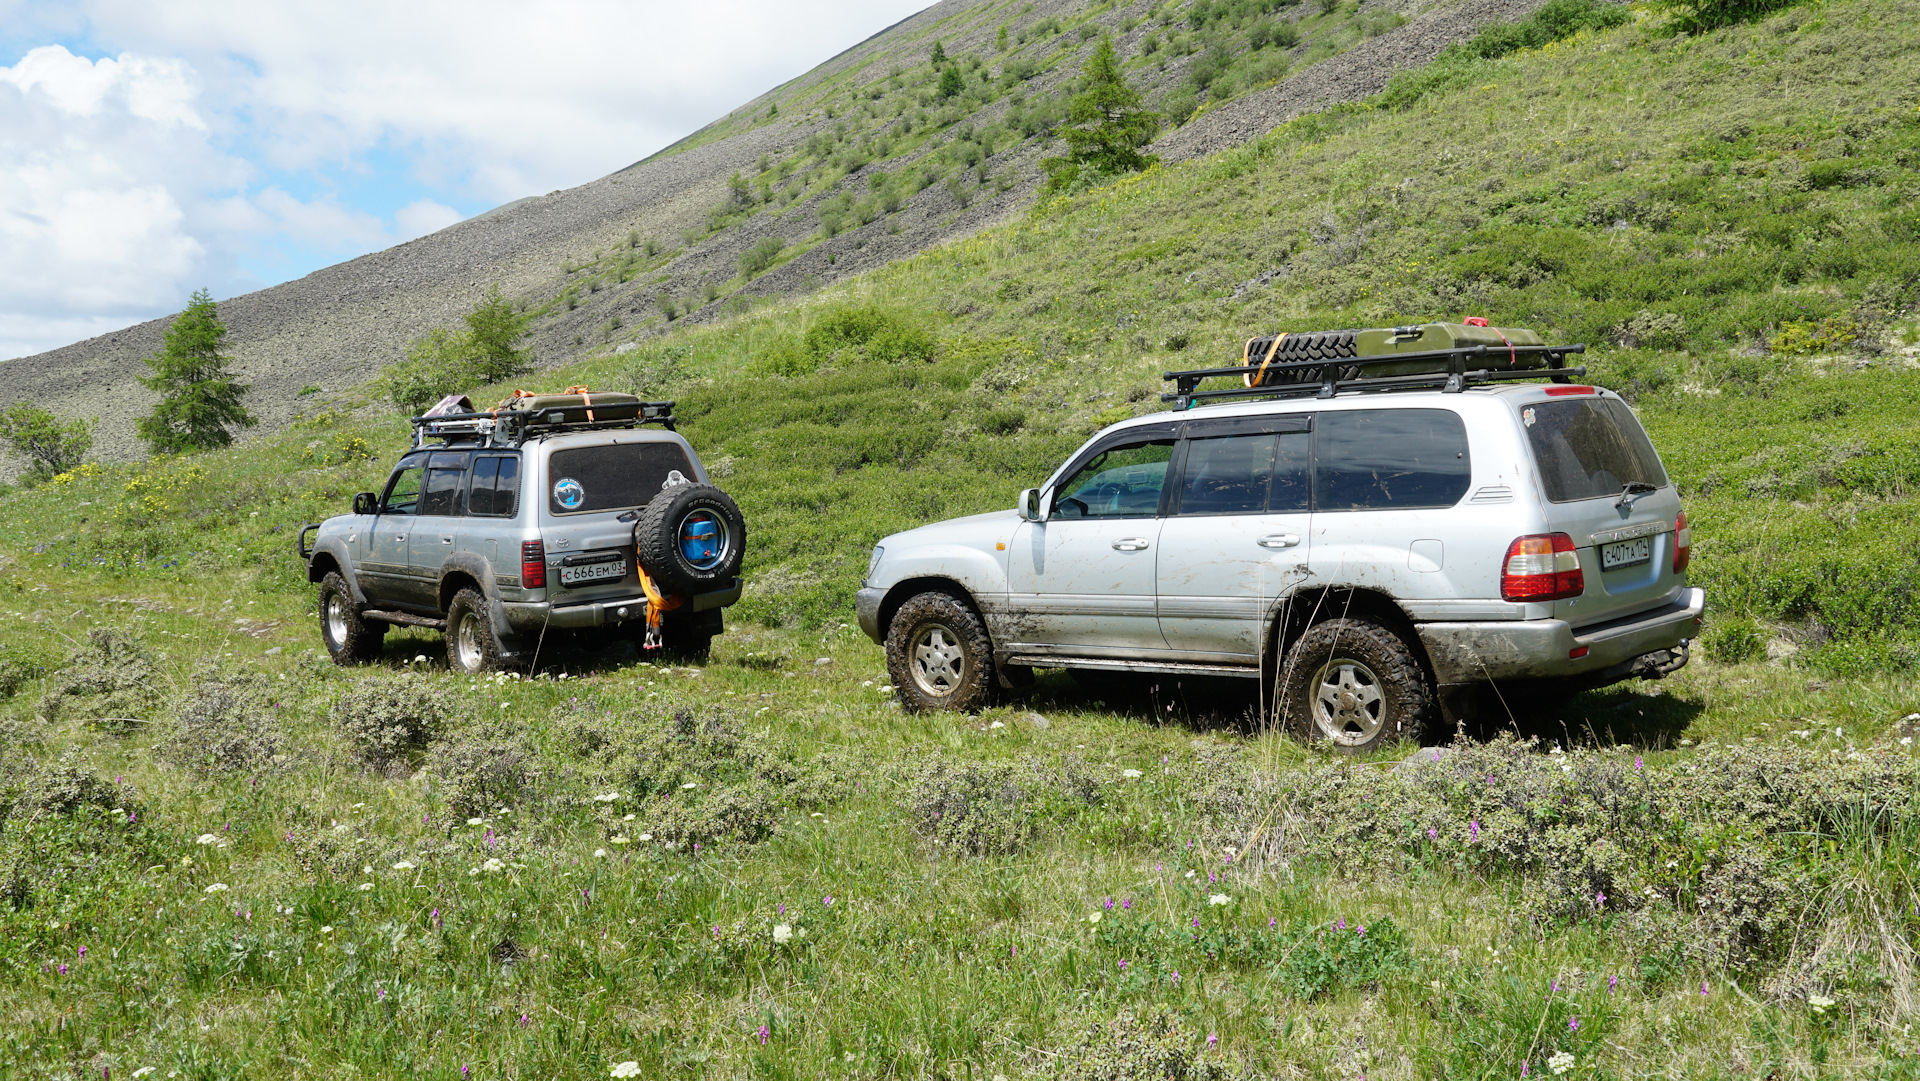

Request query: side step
[
  {"left": 1004, "top": 654, "right": 1260, "bottom": 680},
  {"left": 363, "top": 609, "right": 447, "bottom": 630}
]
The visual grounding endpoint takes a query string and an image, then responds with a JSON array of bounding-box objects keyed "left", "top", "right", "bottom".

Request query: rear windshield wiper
[{"left": 1614, "top": 481, "right": 1657, "bottom": 509}]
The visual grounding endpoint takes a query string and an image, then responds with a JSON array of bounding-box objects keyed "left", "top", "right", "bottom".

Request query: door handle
[
  {"left": 441, "top": 535, "right": 454, "bottom": 544},
  {"left": 1112, "top": 538, "right": 1150, "bottom": 551},
  {"left": 1258, "top": 533, "right": 1301, "bottom": 549},
  {"left": 394, "top": 534, "right": 407, "bottom": 542}
]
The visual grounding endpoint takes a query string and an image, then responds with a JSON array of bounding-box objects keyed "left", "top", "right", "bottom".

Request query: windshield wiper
[{"left": 1614, "top": 481, "right": 1657, "bottom": 510}]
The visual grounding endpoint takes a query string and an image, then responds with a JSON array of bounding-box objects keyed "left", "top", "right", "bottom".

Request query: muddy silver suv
[
  {"left": 298, "top": 392, "right": 744, "bottom": 672},
  {"left": 856, "top": 323, "right": 1704, "bottom": 750}
]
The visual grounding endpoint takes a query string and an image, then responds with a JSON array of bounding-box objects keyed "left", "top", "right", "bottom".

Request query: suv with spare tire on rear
[
  {"left": 855, "top": 322, "right": 1705, "bottom": 751},
  {"left": 297, "top": 390, "right": 745, "bottom": 672}
]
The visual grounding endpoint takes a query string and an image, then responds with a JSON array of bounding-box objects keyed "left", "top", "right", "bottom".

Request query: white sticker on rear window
[
  {"left": 552, "top": 477, "right": 585, "bottom": 510},
  {"left": 1522, "top": 407, "right": 1536, "bottom": 427}
]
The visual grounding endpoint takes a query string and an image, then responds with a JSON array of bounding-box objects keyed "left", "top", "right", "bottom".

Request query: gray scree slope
[{"left": 0, "top": 0, "right": 1550, "bottom": 470}]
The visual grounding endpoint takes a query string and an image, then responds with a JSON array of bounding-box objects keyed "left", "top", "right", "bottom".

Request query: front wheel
[
  {"left": 1277, "top": 617, "right": 1432, "bottom": 753},
  {"left": 885, "top": 592, "right": 996, "bottom": 713},
  {"left": 319, "top": 572, "right": 385, "bottom": 664},
  {"left": 445, "top": 588, "right": 508, "bottom": 674}
]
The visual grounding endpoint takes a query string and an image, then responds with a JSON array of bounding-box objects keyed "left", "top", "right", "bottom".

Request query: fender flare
[
  {"left": 307, "top": 538, "right": 369, "bottom": 606},
  {"left": 436, "top": 553, "right": 520, "bottom": 646}
]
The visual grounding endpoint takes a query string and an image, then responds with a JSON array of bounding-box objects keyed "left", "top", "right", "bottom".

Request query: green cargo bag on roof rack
[{"left": 497, "top": 387, "right": 643, "bottom": 425}]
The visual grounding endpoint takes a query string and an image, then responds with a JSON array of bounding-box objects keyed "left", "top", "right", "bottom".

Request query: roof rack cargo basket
[
  {"left": 1161, "top": 321, "right": 1585, "bottom": 408},
  {"left": 408, "top": 390, "right": 674, "bottom": 449}
]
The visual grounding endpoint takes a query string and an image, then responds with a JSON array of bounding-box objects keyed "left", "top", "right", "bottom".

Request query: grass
[{"left": 5, "top": 0, "right": 1920, "bottom": 1075}]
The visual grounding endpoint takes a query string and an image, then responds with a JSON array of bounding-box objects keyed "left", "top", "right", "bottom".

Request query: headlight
[{"left": 865, "top": 546, "right": 885, "bottom": 583}]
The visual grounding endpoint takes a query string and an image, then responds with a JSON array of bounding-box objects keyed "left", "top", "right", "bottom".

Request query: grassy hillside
[{"left": 4, "top": 0, "right": 1920, "bottom": 1076}]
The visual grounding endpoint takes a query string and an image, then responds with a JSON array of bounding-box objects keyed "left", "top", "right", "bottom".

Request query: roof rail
[
  {"left": 1161, "top": 343, "right": 1586, "bottom": 409},
  {"left": 408, "top": 400, "right": 675, "bottom": 449}
]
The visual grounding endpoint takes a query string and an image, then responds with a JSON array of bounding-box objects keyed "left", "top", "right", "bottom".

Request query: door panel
[
  {"left": 363, "top": 456, "right": 435, "bottom": 610},
  {"left": 1156, "top": 429, "right": 1313, "bottom": 660},
  {"left": 1005, "top": 437, "right": 1173, "bottom": 653}
]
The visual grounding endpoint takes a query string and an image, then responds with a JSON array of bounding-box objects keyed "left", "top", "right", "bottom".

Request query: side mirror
[
  {"left": 1017, "top": 488, "right": 1048, "bottom": 523},
  {"left": 353, "top": 492, "right": 378, "bottom": 516}
]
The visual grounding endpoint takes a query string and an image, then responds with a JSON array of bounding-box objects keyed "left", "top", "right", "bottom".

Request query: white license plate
[
  {"left": 1601, "top": 536, "right": 1653, "bottom": 570},
  {"left": 558, "top": 559, "right": 626, "bottom": 586}
]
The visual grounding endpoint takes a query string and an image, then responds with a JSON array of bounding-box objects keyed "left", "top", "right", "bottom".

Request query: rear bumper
[
  {"left": 502, "top": 578, "right": 742, "bottom": 632},
  {"left": 1418, "top": 587, "right": 1705, "bottom": 684}
]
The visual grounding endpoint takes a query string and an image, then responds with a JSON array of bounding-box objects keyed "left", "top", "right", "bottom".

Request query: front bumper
[
  {"left": 1418, "top": 587, "right": 1705, "bottom": 685},
  {"left": 502, "top": 578, "right": 744, "bottom": 633},
  {"left": 856, "top": 586, "right": 885, "bottom": 644}
]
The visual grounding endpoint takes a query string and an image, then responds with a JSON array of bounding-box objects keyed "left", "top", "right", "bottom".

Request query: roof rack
[
  {"left": 1161, "top": 342, "right": 1586, "bottom": 409},
  {"left": 408, "top": 400, "right": 675, "bottom": 450}
]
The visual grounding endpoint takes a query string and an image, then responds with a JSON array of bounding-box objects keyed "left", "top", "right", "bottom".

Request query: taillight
[
  {"left": 520, "top": 540, "right": 546, "bottom": 588},
  {"left": 1501, "top": 533, "right": 1584, "bottom": 602},
  {"left": 1542, "top": 385, "right": 1596, "bottom": 396},
  {"left": 1673, "top": 511, "right": 1691, "bottom": 574}
]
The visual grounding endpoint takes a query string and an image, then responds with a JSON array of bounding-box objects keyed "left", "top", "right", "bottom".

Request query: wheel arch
[
  {"left": 1267, "top": 586, "right": 1436, "bottom": 681},
  {"left": 878, "top": 576, "right": 985, "bottom": 641}
]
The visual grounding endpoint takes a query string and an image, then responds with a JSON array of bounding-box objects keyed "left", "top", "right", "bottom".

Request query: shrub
[
  {"left": 1647, "top": 0, "right": 1803, "bottom": 33},
  {"left": 379, "top": 286, "right": 531, "bottom": 412},
  {"left": 332, "top": 674, "right": 446, "bottom": 774},
  {"left": 0, "top": 643, "right": 48, "bottom": 698},
  {"left": 425, "top": 722, "right": 537, "bottom": 817},
  {"left": 738, "top": 236, "right": 787, "bottom": 277},
  {"left": 156, "top": 670, "right": 286, "bottom": 776},
  {"left": 800, "top": 304, "right": 937, "bottom": 365},
  {"left": 1702, "top": 615, "right": 1767, "bottom": 664},
  {"left": 39, "top": 628, "right": 163, "bottom": 732},
  {"left": 1055, "top": 1006, "right": 1258, "bottom": 1081},
  {"left": 0, "top": 402, "right": 92, "bottom": 487},
  {"left": 906, "top": 755, "right": 1101, "bottom": 855}
]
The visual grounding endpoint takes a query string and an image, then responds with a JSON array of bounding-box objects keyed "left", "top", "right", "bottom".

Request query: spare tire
[{"left": 635, "top": 482, "right": 745, "bottom": 595}]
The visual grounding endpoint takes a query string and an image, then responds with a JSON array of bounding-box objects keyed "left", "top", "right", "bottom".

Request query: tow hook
[{"left": 1632, "top": 640, "right": 1690, "bottom": 679}]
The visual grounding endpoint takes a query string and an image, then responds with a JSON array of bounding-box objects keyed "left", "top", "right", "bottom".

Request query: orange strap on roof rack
[
  {"left": 1244, "top": 333, "right": 1287, "bottom": 388},
  {"left": 562, "top": 385, "right": 596, "bottom": 422}
]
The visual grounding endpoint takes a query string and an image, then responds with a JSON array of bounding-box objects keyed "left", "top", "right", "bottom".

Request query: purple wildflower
[
  {"left": 1595, "top": 890, "right": 1607, "bottom": 907},
  {"left": 1171, "top": 969, "right": 1180, "bottom": 984},
  {"left": 1207, "top": 1032, "right": 1218, "bottom": 1048},
  {"left": 519, "top": 1014, "right": 531, "bottom": 1027},
  {"left": 1568, "top": 1018, "right": 1579, "bottom": 1031},
  {"left": 1469, "top": 819, "right": 1480, "bottom": 842},
  {"left": 1118, "top": 959, "right": 1129, "bottom": 971},
  {"left": 1609, "top": 974, "right": 1618, "bottom": 993},
  {"left": 822, "top": 895, "right": 834, "bottom": 906},
  {"left": 1551, "top": 978, "right": 1560, "bottom": 993},
  {"left": 1634, "top": 755, "right": 1643, "bottom": 771},
  {"left": 58, "top": 963, "right": 68, "bottom": 975},
  {"left": 1104, "top": 897, "right": 1114, "bottom": 910},
  {"left": 77, "top": 946, "right": 86, "bottom": 958},
  {"left": 1428, "top": 826, "right": 1438, "bottom": 840},
  {"left": 1701, "top": 981, "right": 1710, "bottom": 996},
  {"left": 756, "top": 1024, "right": 770, "bottom": 1045},
  {"left": 1122, "top": 898, "right": 1131, "bottom": 910}
]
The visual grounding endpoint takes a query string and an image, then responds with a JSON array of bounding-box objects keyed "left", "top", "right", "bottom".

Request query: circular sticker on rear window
[{"left": 552, "top": 477, "right": 585, "bottom": 510}]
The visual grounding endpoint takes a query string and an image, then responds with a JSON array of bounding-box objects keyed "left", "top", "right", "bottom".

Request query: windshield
[{"left": 1522, "top": 398, "right": 1668, "bottom": 503}]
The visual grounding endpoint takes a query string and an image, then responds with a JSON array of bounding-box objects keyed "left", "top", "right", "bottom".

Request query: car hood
[{"left": 881, "top": 508, "right": 1019, "bottom": 547}]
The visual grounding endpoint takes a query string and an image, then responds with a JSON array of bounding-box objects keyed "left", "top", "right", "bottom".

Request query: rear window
[
  {"left": 1523, "top": 398, "right": 1668, "bottom": 503},
  {"left": 1315, "top": 409, "right": 1471, "bottom": 510},
  {"left": 547, "top": 441, "right": 695, "bottom": 515}
]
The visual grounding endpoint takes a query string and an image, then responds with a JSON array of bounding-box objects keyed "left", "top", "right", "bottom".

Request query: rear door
[
  {"left": 543, "top": 437, "right": 697, "bottom": 603},
  {"left": 1519, "top": 392, "right": 1684, "bottom": 625},
  {"left": 1006, "top": 431, "right": 1175, "bottom": 654},
  {"left": 1155, "top": 414, "right": 1313, "bottom": 661},
  {"left": 1306, "top": 408, "right": 1474, "bottom": 603}
]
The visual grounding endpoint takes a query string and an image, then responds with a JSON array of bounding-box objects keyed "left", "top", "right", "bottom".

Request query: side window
[
  {"left": 1314, "top": 409, "right": 1470, "bottom": 511},
  {"left": 1270, "top": 431, "right": 1311, "bottom": 512},
  {"left": 1178, "top": 435, "right": 1276, "bottom": 515},
  {"left": 1052, "top": 440, "right": 1174, "bottom": 519},
  {"left": 418, "top": 451, "right": 470, "bottom": 517},
  {"left": 466, "top": 456, "right": 521, "bottom": 517},
  {"left": 380, "top": 457, "right": 427, "bottom": 514}
]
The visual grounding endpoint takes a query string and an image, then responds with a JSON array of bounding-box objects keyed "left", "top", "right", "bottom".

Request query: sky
[{"left": 0, "top": 0, "right": 932, "bottom": 361}]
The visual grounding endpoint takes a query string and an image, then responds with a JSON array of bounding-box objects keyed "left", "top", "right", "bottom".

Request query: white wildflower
[
  {"left": 636, "top": 833, "right": 653, "bottom": 842},
  {"left": 593, "top": 848, "right": 608, "bottom": 858},
  {"left": 1087, "top": 911, "right": 1102, "bottom": 924},
  {"left": 1548, "top": 1051, "right": 1575, "bottom": 1075},
  {"left": 204, "top": 882, "right": 228, "bottom": 893},
  {"left": 989, "top": 720, "right": 1005, "bottom": 729},
  {"left": 1121, "top": 769, "right": 1142, "bottom": 779},
  {"left": 391, "top": 861, "right": 415, "bottom": 871},
  {"left": 593, "top": 791, "right": 621, "bottom": 803},
  {"left": 610, "top": 836, "right": 631, "bottom": 845},
  {"left": 482, "top": 858, "right": 505, "bottom": 873},
  {"left": 623, "top": 813, "right": 636, "bottom": 821},
  {"left": 611, "top": 1062, "right": 642, "bottom": 1078},
  {"left": 1184, "top": 870, "right": 1196, "bottom": 879},
  {"left": 1902, "top": 737, "right": 1913, "bottom": 746},
  {"left": 321, "top": 925, "right": 333, "bottom": 934},
  {"left": 1808, "top": 993, "right": 1835, "bottom": 1010},
  {"left": 466, "top": 817, "right": 485, "bottom": 826},
  {"left": 132, "top": 1069, "right": 156, "bottom": 1078},
  {"left": 773, "top": 923, "right": 793, "bottom": 944},
  {"left": 1209, "top": 894, "right": 1230, "bottom": 906},
  {"left": 681, "top": 781, "right": 699, "bottom": 790},
  {"left": 196, "top": 833, "right": 219, "bottom": 846},
  {"left": 357, "top": 883, "right": 374, "bottom": 892}
]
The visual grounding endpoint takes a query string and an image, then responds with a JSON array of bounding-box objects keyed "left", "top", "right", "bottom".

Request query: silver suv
[
  {"left": 299, "top": 393, "right": 744, "bottom": 672},
  {"left": 856, "top": 323, "right": 1704, "bottom": 750}
]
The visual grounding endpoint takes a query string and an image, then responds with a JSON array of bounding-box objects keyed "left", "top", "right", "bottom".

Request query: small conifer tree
[
  {"left": 137, "top": 289, "right": 255, "bottom": 454},
  {"left": 1040, "top": 37, "right": 1160, "bottom": 192},
  {"left": 938, "top": 65, "right": 964, "bottom": 99},
  {"left": 930, "top": 40, "right": 947, "bottom": 66}
]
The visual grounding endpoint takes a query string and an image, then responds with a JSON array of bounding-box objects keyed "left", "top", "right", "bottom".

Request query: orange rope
[
  {"left": 1244, "top": 333, "right": 1287, "bottom": 388},
  {"left": 634, "top": 563, "right": 683, "bottom": 646}
]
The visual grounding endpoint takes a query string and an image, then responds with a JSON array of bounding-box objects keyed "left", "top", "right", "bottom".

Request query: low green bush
[
  {"left": 156, "top": 669, "right": 287, "bottom": 776},
  {"left": 332, "top": 673, "right": 447, "bottom": 774},
  {"left": 38, "top": 628, "right": 162, "bottom": 732},
  {"left": 906, "top": 755, "right": 1101, "bottom": 855}
]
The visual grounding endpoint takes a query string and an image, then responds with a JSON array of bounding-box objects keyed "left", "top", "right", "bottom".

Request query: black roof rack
[
  {"left": 1161, "top": 342, "right": 1586, "bottom": 409},
  {"left": 408, "top": 400, "right": 675, "bottom": 450}
]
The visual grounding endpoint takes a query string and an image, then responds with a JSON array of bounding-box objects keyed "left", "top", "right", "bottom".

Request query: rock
[
  {"left": 263, "top": 646, "right": 283, "bottom": 655},
  {"left": 1025, "top": 712, "right": 1050, "bottom": 730},
  {"left": 813, "top": 657, "right": 832, "bottom": 667},
  {"left": 614, "top": 342, "right": 638, "bottom": 355},
  {"left": 1393, "top": 746, "right": 1454, "bottom": 774}
]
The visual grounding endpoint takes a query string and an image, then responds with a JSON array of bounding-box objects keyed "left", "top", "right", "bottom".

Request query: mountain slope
[{"left": 0, "top": 0, "right": 1560, "bottom": 470}]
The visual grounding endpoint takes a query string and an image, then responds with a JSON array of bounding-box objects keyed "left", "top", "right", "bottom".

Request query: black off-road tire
[
  {"left": 635, "top": 483, "right": 746, "bottom": 596},
  {"left": 318, "top": 571, "right": 385, "bottom": 665},
  {"left": 445, "top": 588, "right": 509, "bottom": 674},
  {"left": 1277, "top": 617, "right": 1433, "bottom": 753},
  {"left": 885, "top": 591, "right": 996, "bottom": 714}
]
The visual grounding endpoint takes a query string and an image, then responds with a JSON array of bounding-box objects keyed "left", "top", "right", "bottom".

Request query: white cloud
[
  {"left": 1, "top": 0, "right": 934, "bottom": 358},
  {"left": 395, "top": 198, "right": 462, "bottom": 240}
]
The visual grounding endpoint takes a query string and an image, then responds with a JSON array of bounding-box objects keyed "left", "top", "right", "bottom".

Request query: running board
[
  {"left": 363, "top": 609, "right": 447, "bottom": 630},
  {"left": 1005, "top": 654, "right": 1260, "bottom": 679}
]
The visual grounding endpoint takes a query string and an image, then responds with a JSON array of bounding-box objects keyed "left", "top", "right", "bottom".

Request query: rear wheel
[
  {"left": 445, "top": 588, "right": 507, "bottom": 674},
  {"left": 1277, "top": 617, "right": 1432, "bottom": 753},
  {"left": 319, "top": 572, "right": 384, "bottom": 665},
  {"left": 886, "top": 592, "right": 995, "bottom": 713}
]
